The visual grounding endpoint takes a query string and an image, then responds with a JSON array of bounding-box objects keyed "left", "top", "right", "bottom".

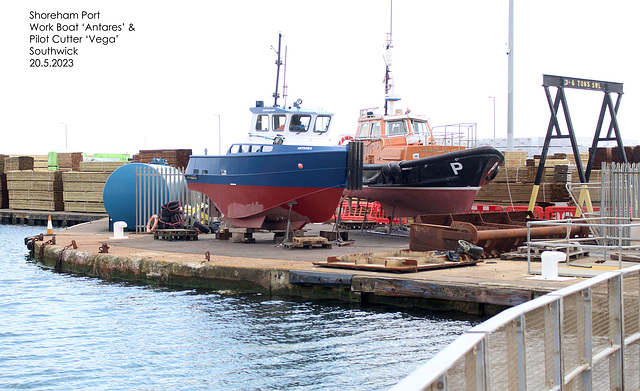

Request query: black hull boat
[{"left": 345, "top": 146, "right": 503, "bottom": 217}]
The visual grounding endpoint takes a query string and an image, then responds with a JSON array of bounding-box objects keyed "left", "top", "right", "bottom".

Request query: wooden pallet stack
[
  {"left": 7, "top": 170, "right": 64, "bottom": 211},
  {"left": 0, "top": 155, "right": 7, "bottom": 208},
  {"left": 57, "top": 152, "right": 83, "bottom": 171},
  {"left": 133, "top": 149, "right": 192, "bottom": 170},
  {"left": 477, "top": 153, "right": 577, "bottom": 205},
  {"left": 4, "top": 156, "right": 34, "bottom": 171},
  {"left": 62, "top": 171, "right": 112, "bottom": 213}
]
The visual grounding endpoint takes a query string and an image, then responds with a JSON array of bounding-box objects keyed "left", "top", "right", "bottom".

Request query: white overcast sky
[{"left": 1, "top": 0, "right": 638, "bottom": 155}]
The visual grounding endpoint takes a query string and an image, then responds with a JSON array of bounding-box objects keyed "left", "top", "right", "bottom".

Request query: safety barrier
[
  {"left": 336, "top": 200, "right": 409, "bottom": 226},
  {"left": 470, "top": 204, "right": 504, "bottom": 213},
  {"left": 472, "top": 204, "right": 599, "bottom": 220},
  {"left": 505, "top": 205, "right": 544, "bottom": 219},
  {"left": 392, "top": 263, "right": 640, "bottom": 390}
]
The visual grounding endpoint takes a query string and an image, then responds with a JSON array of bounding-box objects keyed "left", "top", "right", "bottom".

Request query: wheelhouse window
[
  {"left": 255, "top": 114, "right": 269, "bottom": 131},
  {"left": 290, "top": 114, "right": 311, "bottom": 132},
  {"left": 357, "top": 122, "right": 370, "bottom": 138},
  {"left": 370, "top": 122, "right": 381, "bottom": 137},
  {"left": 387, "top": 120, "right": 407, "bottom": 136},
  {"left": 273, "top": 115, "right": 286, "bottom": 131},
  {"left": 412, "top": 120, "right": 430, "bottom": 135},
  {"left": 313, "top": 115, "right": 331, "bottom": 133}
]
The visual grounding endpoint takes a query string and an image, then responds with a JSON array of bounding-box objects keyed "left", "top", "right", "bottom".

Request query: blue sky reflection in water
[{"left": 0, "top": 224, "right": 478, "bottom": 390}]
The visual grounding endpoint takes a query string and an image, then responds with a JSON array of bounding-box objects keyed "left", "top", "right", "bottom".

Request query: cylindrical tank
[{"left": 102, "top": 163, "right": 187, "bottom": 229}]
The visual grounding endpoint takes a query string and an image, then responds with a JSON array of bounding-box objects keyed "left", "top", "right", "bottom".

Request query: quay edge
[{"left": 30, "top": 240, "right": 552, "bottom": 317}]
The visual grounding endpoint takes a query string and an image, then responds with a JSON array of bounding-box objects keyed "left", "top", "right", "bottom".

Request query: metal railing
[
  {"left": 602, "top": 162, "right": 640, "bottom": 220},
  {"left": 135, "top": 165, "right": 217, "bottom": 233},
  {"left": 392, "top": 263, "right": 640, "bottom": 390}
]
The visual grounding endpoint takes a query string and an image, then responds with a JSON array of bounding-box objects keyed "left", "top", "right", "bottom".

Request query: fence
[
  {"left": 392, "top": 263, "right": 640, "bottom": 390},
  {"left": 135, "top": 165, "right": 216, "bottom": 233},
  {"left": 602, "top": 162, "right": 640, "bottom": 220}
]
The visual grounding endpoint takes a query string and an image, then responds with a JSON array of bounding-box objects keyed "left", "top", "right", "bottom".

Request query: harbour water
[{"left": 0, "top": 224, "right": 479, "bottom": 390}]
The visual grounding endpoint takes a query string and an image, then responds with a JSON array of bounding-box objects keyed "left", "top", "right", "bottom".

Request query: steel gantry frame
[{"left": 529, "top": 75, "right": 626, "bottom": 214}]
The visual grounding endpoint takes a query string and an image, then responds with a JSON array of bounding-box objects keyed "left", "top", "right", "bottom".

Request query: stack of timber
[
  {"left": 0, "top": 155, "right": 7, "bottom": 208},
  {"left": 79, "top": 160, "right": 126, "bottom": 173},
  {"left": 4, "top": 156, "right": 34, "bottom": 171},
  {"left": 57, "top": 152, "right": 83, "bottom": 171},
  {"left": 62, "top": 171, "right": 111, "bottom": 213},
  {"left": 500, "top": 151, "right": 527, "bottom": 167},
  {"left": 7, "top": 170, "right": 63, "bottom": 211},
  {"left": 133, "top": 149, "right": 192, "bottom": 170},
  {"left": 476, "top": 152, "right": 595, "bottom": 205},
  {"left": 0, "top": 174, "right": 7, "bottom": 208}
]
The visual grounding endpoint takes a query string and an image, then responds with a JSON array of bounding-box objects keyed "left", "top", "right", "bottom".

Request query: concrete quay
[{"left": 28, "top": 218, "right": 602, "bottom": 316}]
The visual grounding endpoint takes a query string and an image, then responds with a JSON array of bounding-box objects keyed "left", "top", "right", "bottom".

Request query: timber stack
[
  {"left": 1, "top": 149, "right": 191, "bottom": 215},
  {"left": 476, "top": 147, "right": 639, "bottom": 207}
]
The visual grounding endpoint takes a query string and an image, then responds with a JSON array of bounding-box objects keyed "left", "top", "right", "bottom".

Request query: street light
[
  {"left": 213, "top": 114, "right": 222, "bottom": 154},
  {"left": 60, "top": 122, "right": 67, "bottom": 150},
  {"left": 488, "top": 97, "right": 496, "bottom": 139}
]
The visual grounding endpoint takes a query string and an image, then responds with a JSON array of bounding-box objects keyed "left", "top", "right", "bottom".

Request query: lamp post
[
  {"left": 488, "top": 97, "right": 496, "bottom": 139},
  {"left": 213, "top": 114, "right": 222, "bottom": 154},
  {"left": 60, "top": 122, "right": 67, "bottom": 150}
]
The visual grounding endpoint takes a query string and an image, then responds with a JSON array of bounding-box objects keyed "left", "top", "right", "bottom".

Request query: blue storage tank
[{"left": 102, "top": 163, "right": 187, "bottom": 229}]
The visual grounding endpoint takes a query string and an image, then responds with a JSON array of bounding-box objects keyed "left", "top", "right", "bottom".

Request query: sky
[{"left": 1, "top": 0, "right": 638, "bottom": 156}]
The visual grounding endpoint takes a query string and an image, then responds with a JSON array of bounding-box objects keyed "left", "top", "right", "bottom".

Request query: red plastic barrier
[
  {"left": 544, "top": 206, "right": 578, "bottom": 220},
  {"left": 505, "top": 205, "right": 544, "bottom": 219},
  {"left": 470, "top": 204, "right": 504, "bottom": 213}
]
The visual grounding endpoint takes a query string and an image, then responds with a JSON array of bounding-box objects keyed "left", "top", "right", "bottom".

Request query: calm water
[{"left": 0, "top": 224, "right": 478, "bottom": 390}]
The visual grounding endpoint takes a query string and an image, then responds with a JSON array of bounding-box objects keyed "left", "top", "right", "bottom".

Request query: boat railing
[{"left": 429, "top": 123, "right": 478, "bottom": 149}]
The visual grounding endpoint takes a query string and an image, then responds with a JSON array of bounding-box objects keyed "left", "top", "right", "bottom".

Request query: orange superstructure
[{"left": 354, "top": 108, "right": 476, "bottom": 164}]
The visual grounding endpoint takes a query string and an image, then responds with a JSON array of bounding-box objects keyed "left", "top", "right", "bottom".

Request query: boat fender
[
  {"left": 486, "top": 165, "right": 500, "bottom": 182},
  {"left": 273, "top": 135, "right": 284, "bottom": 145},
  {"left": 338, "top": 135, "right": 354, "bottom": 145},
  {"left": 382, "top": 162, "right": 402, "bottom": 184},
  {"left": 146, "top": 214, "right": 159, "bottom": 233}
]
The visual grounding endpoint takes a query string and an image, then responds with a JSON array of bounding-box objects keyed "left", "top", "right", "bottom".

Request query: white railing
[
  {"left": 135, "top": 165, "right": 217, "bottom": 233},
  {"left": 392, "top": 263, "right": 640, "bottom": 390}
]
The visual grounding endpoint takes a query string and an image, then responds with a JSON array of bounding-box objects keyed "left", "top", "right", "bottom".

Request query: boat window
[
  {"left": 357, "top": 123, "right": 370, "bottom": 138},
  {"left": 229, "top": 145, "right": 241, "bottom": 153},
  {"left": 255, "top": 115, "right": 269, "bottom": 131},
  {"left": 387, "top": 120, "right": 407, "bottom": 136},
  {"left": 262, "top": 145, "right": 273, "bottom": 152},
  {"left": 313, "top": 115, "right": 331, "bottom": 133},
  {"left": 412, "top": 120, "right": 430, "bottom": 135},
  {"left": 250, "top": 145, "right": 262, "bottom": 152},
  {"left": 290, "top": 114, "right": 310, "bottom": 132},
  {"left": 370, "top": 122, "right": 381, "bottom": 137},
  {"left": 273, "top": 115, "right": 286, "bottom": 131}
]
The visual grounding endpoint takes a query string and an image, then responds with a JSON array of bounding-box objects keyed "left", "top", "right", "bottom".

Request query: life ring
[
  {"left": 338, "top": 135, "right": 354, "bottom": 145},
  {"left": 146, "top": 214, "right": 159, "bottom": 233}
]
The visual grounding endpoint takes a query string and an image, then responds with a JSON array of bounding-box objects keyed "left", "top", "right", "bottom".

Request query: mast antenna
[
  {"left": 383, "top": 0, "right": 400, "bottom": 115},
  {"left": 272, "top": 33, "right": 283, "bottom": 107},
  {"left": 282, "top": 45, "right": 288, "bottom": 107}
]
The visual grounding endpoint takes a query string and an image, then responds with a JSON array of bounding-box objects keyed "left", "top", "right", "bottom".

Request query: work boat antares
[
  {"left": 342, "top": 15, "right": 503, "bottom": 217},
  {"left": 185, "top": 35, "right": 362, "bottom": 231}
]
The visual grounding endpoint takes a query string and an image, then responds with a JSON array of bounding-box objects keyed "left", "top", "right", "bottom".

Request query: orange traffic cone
[{"left": 45, "top": 215, "right": 54, "bottom": 236}]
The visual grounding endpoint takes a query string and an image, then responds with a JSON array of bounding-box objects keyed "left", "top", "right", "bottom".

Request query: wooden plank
[
  {"left": 63, "top": 191, "right": 103, "bottom": 202},
  {"left": 64, "top": 201, "right": 106, "bottom": 213},
  {"left": 61, "top": 171, "right": 110, "bottom": 183}
]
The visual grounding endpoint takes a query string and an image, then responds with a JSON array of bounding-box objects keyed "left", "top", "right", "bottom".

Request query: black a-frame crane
[{"left": 529, "top": 75, "right": 625, "bottom": 215}]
